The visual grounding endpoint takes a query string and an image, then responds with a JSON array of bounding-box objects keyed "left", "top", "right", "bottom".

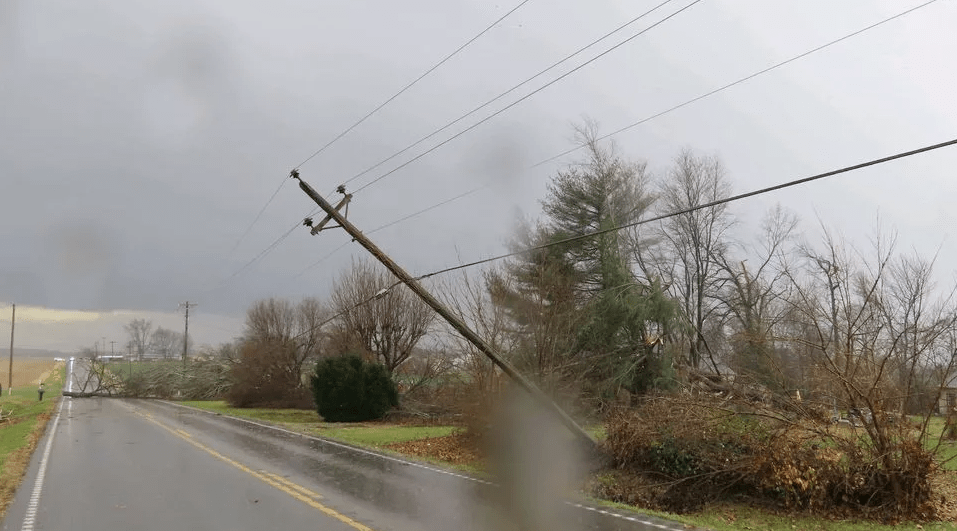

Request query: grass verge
[
  {"left": 179, "top": 401, "right": 457, "bottom": 447},
  {"left": 0, "top": 363, "right": 64, "bottom": 519}
]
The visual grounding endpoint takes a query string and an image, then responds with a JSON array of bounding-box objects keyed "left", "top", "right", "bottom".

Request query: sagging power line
[
  {"left": 238, "top": 0, "right": 699, "bottom": 284},
  {"left": 227, "top": 0, "right": 531, "bottom": 257},
  {"left": 329, "top": 0, "right": 939, "bottom": 243},
  {"left": 230, "top": 0, "right": 942, "bottom": 298},
  {"left": 296, "top": 0, "right": 534, "bottom": 170},
  {"left": 533, "top": 0, "right": 941, "bottom": 168},
  {"left": 338, "top": 0, "right": 677, "bottom": 188},
  {"left": 350, "top": 0, "right": 705, "bottom": 194},
  {"left": 205, "top": 206, "right": 320, "bottom": 295}
]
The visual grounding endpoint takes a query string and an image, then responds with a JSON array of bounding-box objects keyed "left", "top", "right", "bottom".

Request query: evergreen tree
[{"left": 495, "top": 124, "right": 678, "bottom": 397}]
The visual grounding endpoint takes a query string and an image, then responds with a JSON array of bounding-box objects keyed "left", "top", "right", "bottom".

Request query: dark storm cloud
[{"left": 2, "top": 0, "right": 956, "bottom": 331}]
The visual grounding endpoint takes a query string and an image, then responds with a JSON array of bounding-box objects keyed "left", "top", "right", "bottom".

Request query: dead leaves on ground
[{"left": 384, "top": 430, "right": 481, "bottom": 466}]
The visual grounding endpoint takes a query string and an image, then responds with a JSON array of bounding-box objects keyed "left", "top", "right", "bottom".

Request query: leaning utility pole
[
  {"left": 180, "top": 302, "right": 195, "bottom": 367},
  {"left": 291, "top": 171, "right": 597, "bottom": 450},
  {"left": 7, "top": 304, "right": 14, "bottom": 394}
]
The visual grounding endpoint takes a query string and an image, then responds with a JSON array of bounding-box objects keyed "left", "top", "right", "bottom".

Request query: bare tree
[
  {"left": 331, "top": 259, "right": 434, "bottom": 374},
  {"left": 394, "top": 346, "right": 455, "bottom": 399},
  {"left": 245, "top": 298, "right": 295, "bottom": 342},
  {"left": 877, "top": 250, "right": 957, "bottom": 415},
  {"left": 715, "top": 205, "right": 799, "bottom": 386},
  {"left": 150, "top": 327, "right": 181, "bottom": 360},
  {"left": 124, "top": 318, "right": 154, "bottom": 361},
  {"left": 243, "top": 297, "right": 328, "bottom": 384},
  {"left": 651, "top": 149, "right": 734, "bottom": 369},
  {"left": 777, "top": 224, "right": 957, "bottom": 503},
  {"left": 228, "top": 297, "right": 331, "bottom": 407},
  {"left": 440, "top": 267, "right": 517, "bottom": 394}
]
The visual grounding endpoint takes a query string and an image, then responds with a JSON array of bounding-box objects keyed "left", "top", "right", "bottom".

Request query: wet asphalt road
[{"left": 2, "top": 365, "right": 689, "bottom": 531}]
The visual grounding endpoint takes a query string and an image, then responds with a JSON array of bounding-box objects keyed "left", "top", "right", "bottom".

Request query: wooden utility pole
[
  {"left": 181, "top": 302, "right": 195, "bottom": 367},
  {"left": 7, "top": 304, "right": 13, "bottom": 394},
  {"left": 292, "top": 172, "right": 597, "bottom": 450}
]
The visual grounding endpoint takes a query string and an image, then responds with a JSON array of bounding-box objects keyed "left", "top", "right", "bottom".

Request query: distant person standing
[{"left": 38, "top": 382, "right": 45, "bottom": 401}]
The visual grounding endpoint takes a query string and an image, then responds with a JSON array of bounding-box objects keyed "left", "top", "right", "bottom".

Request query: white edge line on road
[
  {"left": 20, "top": 399, "right": 64, "bottom": 531},
  {"left": 160, "top": 401, "right": 691, "bottom": 531}
]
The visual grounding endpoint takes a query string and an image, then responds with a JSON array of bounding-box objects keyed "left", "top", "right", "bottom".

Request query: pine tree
[{"left": 495, "top": 124, "right": 677, "bottom": 397}]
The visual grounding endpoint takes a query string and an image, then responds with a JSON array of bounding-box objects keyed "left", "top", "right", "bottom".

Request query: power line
[
  {"left": 214, "top": 208, "right": 318, "bottom": 290},
  {"left": 229, "top": 180, "right": 289, "bottom": 254},
  {"left": 294, "top": 240, "right": 350, "bottom": 279},
  {"left": 294, "top": 283, "right": 401, "bottom": 342},
  {"left": 410, "top": 137, "right": 957, "bottom": 281},
  {"left": 224, "top": 0, "right": 940, "bottom": 299},
  {"left": 339, "top": 0, "right": 677, "bottom": 188},
  {"left": 351, "top": 0, "right": 705, "bottom": 194},
  {"left": 533, "top": 0, "right": 941, "bottom": 168},
  {"left": 226, "top": 1, "right": 531, "bottom": 256},
  {"left": 244, "top": 281, "right": 405, "bottom": 363},
  {"left": 334, "top": 0, "right": 939, "bottom": 234},
  {"left": 295, "top": 0, "right": 533, "bottom": 170},
  {"left": 370, "top": 185, "right": 486, "bottom": 234}
]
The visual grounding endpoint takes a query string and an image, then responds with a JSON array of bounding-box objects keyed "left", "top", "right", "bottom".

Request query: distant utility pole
[
  {"left": 291, "top": 172, "right": 597, "bottom": 451},
  {"left": 8, "top": 304, "right": 14, "bottom": 394},
  {"left": 180, "top": 302, "right": 195, "bottom": 367},
  {"left": 110, "top": 341, "right": 116, "bottom": 356}
]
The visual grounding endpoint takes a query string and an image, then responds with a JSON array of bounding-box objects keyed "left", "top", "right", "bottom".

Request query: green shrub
[
  {"left": 648, "top": 438, "right": 699, "bottom": 477},
  {"left": 311, "top": 355, "right": 398, "bottom": 422}
]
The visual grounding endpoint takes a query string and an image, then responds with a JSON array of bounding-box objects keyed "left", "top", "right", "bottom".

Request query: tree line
[
  {"left": 202, "top": 122, "right": 957, "bottom": 421},
  {"left": 123, "top": 319, "right": 191, "bottom": 361}
]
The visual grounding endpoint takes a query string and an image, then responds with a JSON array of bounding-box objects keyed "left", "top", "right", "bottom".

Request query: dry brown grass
[{"left": 3, "top": 359, "right": 57, "bottom": 388}]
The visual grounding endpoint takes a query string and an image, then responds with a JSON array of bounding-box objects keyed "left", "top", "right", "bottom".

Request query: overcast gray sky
[{"left": 1, "top": 0, "right": 956, "bottom": 351}]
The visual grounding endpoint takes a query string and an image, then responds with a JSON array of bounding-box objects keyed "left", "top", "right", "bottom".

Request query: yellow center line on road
[
  {"left": 129, "top": 408, "right": 374, "bottom": 531},
  {"left": 261, "top": 471, "right": 324, "bottom": 501}
]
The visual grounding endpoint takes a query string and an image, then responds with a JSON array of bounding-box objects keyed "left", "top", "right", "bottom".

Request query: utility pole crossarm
[
  {"left": 291, "top": 174, "right": 597, "bottom": 451},
  {"left": 304, "top": 194, "right": 351, "bottom": 235}
]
